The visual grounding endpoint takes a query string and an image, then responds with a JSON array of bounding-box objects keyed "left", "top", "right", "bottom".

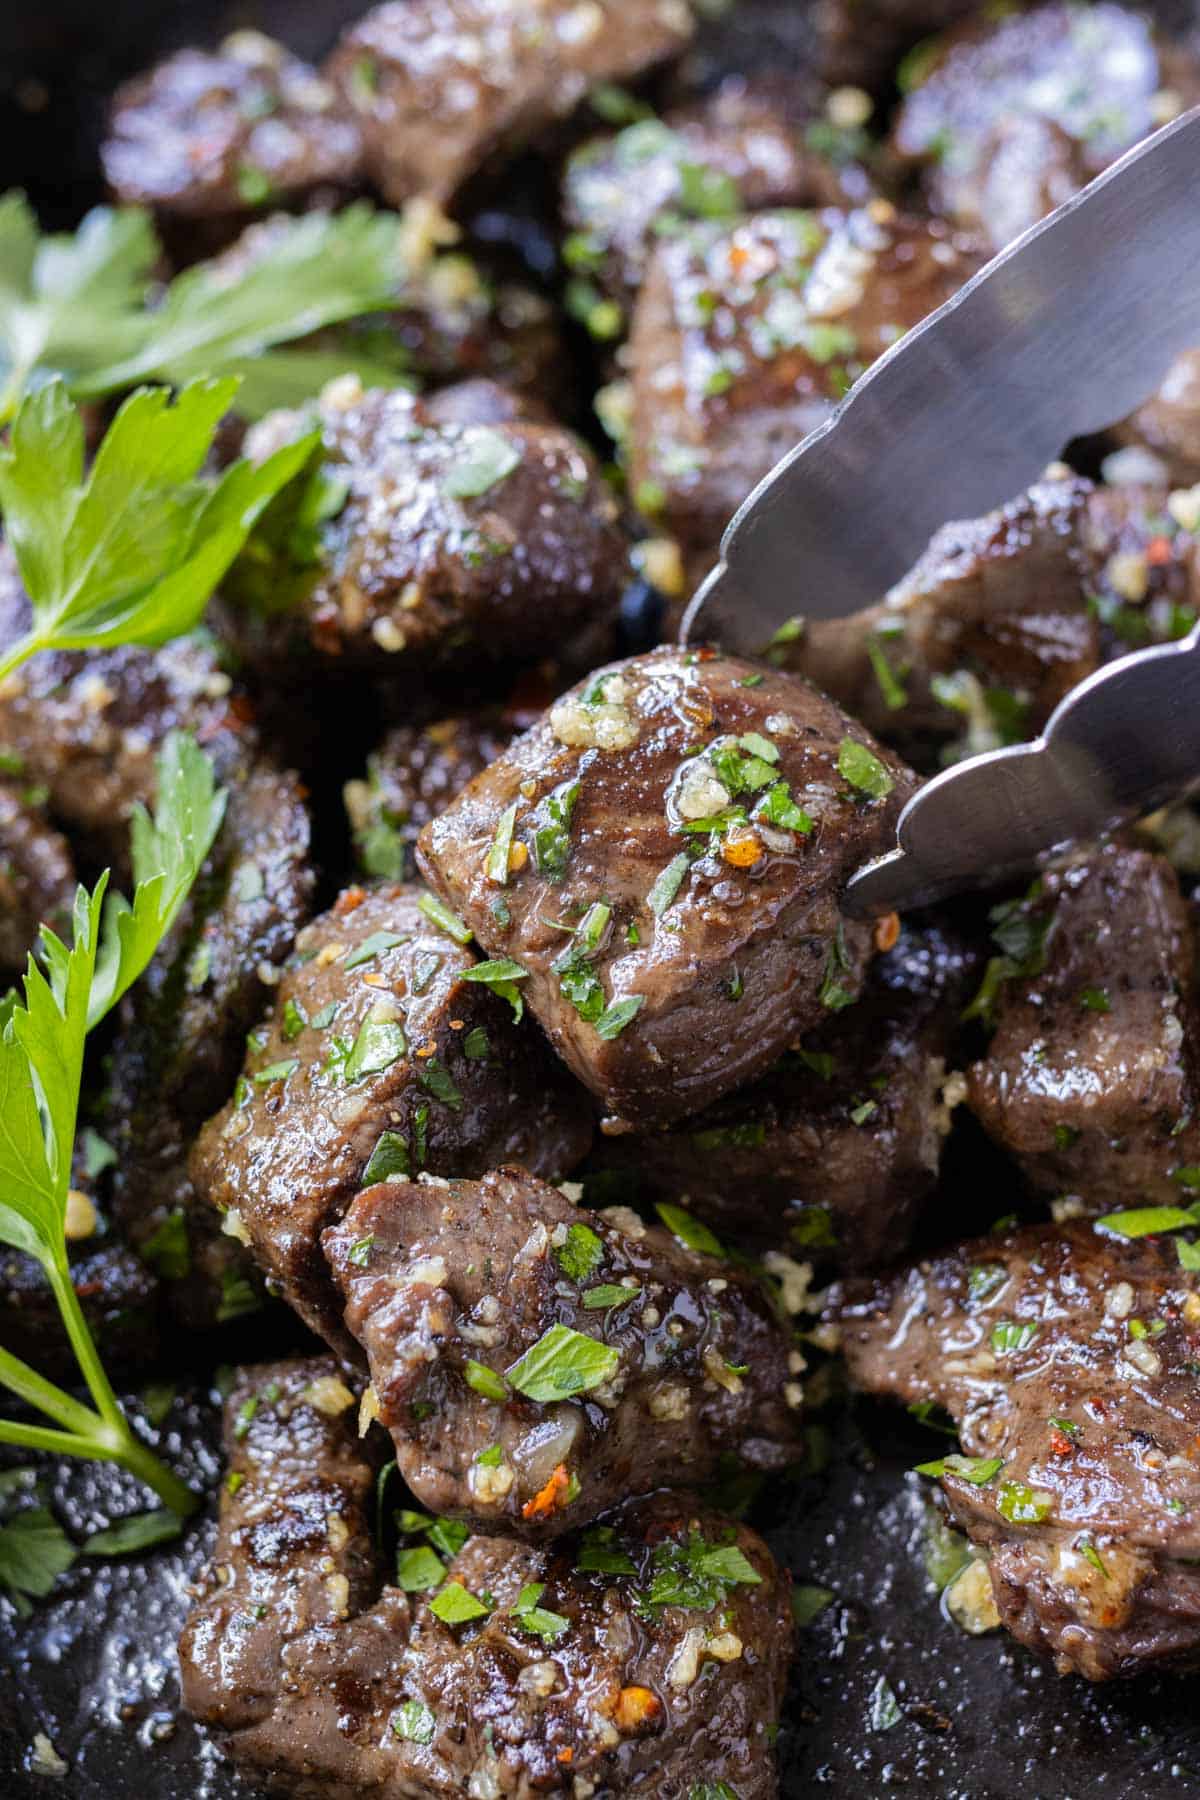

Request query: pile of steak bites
[{"left": 8, "top": 0, "right": 1200, "bottom": 1792}]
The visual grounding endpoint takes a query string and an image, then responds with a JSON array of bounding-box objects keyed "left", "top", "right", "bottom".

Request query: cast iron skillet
[{"left": 2, "top": 5, "right": 1200, "bottom": 1795}]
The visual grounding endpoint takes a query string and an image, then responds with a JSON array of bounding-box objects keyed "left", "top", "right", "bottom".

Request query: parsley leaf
[
  {"left": 0, "top": 1508, "right": 76, "bottom": 1611},
  {"left": 460, "top": 957, "right": 529, "bottom": 1020},
  {"left": 639, "top": 1530, "right": 762, "bottom": 1615},
  {"left": 505, "top": 1323, "right": 619, "bottom": 1402},
  {"left": 430, "top": 1580, "right": 492, "bottom": 1624},
  {"left": 837, "top": 736, "right": 894, "bottom": 799},
  {"left": 511, "top": 1580, "right": 570, "bottom": 1643},
  {"left": 555, "top": 1222, "right": 605, "bottom": 1283},
  {"left": 0, "top": 737, "right": 222, "bottom": 1525},
  {"left": 69, "top": 203, "right": 405, "bottom": 405},
  {"left": 0, "top": 378, "right": 316, "bottom": 685}
]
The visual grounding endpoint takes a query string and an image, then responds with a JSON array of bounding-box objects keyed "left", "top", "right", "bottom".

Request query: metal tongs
[{"left": 681, "top": 106, "right": 1200, "bottom": 917}]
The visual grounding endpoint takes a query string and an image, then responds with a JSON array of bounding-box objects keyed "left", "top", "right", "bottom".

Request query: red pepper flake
[
  {"left": 556, "top": 1748, "right": 574, "bottom": 1766},
  {"left": 1049, "top": 1428, "right": 1074, "bottom": 1458},
  {"left": 1145, "top": 535, "right": 1174, "bottom": 566},
  {"left": 334, "top": 887, "right": 367, "bottom": 917},
  {"left": 521, "top": 1462, "right": 570, "bottom": 1520}
]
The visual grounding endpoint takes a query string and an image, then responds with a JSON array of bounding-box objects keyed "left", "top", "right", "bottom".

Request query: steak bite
[
  {"left": 0, "top": 546, "right": 252, "bottom": 873},
  {"left": 833, "top": 1221, "right": 1200, "bottom": 1679},
  {"left": 1115, "top": 351, "right": 1200, "bottom": 489},
  {"left": 593, "top": 917, "right": 977, "bottom": 1269},
  {"left": 418, "top": 647, "right": 915, "bottom": 1126},
  {"left": 326, "top": 0, "right": 694, "bottom": 208},
  {"left": 0, "top": 782, "right": 75, "bottom": 979},
  {"left": 562, "top": 80, "right": 871, "bottom": 335},
  {"left": 344, "top": 711, "right": 519, "bottom": 883},
  {"left": 191, "top": 884, "right": 592, "bottom": 1352},
  {"left": 627, "top": 205, "right": 982, "bottom": 561},
  {"left": 103, "top": 34, "right": 364, "bottom": 242},
  {"left": 891, "top": 3, "right": 1200, "bottom": 250},
  {"left": 222, "top": 381, "right": 626, "bottom": 678},
  {"left": 109, "top": 761, "right": 314, "bottom": 1330},
  {"left": 966, "top": 844, "right": 1200, "bottom": 1210},
  {"left": 790, "top": 474, "right": 1102, "bottom": 759},
  {"left": 181, "top": 1356, "right": 794, "bottom": 1798},
  {"left": 324, "top": 1165, "right": 801, "bottom": 1536}
]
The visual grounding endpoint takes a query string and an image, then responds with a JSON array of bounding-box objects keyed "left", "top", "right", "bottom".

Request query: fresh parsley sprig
[
  {"left": 0, "top": 377, "right": 317, "bottom": 685},
  {"left": 0, "top": 192, "right": 405, "bottom": 422},
  {"left": 0, "top": 733, "right": 225, "bottom": 1522}
]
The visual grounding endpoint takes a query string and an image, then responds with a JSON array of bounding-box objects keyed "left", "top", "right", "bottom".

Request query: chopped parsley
[
  {"left": 818, "top": 924, "right": 856, "bottom": 1012},
  {"left": 1096, "top": 1203, "right": 1200, "bottom": 1238},
  {"left": 464, "top": 1360, "right": 507, "bottom": 1402},
  {"left": 555, "top": 1222, "right": 605, "bottom": 1283},
  {"left": 996, "top": 1481, "right": 1053, "bottom": 1525},
  {"left": 418, "top": 1059, "right": 463, "bottom": 1109},
  {"left": 417, "top": 893, "right": 473, "bottom": 943},
  {"left": 837, "top": 737, "right": 894, "bottom": 799},
  {"left": 280, "top": 997, "right": 308, "bottom": 1041},
  {"left": 914, "top": 1454, "right": 1003, "bottom": 1486},
  {"left": 511, "top": 1580, "right": 570, "bottom": 1643},
  {"left": 595, "top": 994, "right": 644, "bottom": 1039},
  {"left": 392, "top": 1701, "right": 436, "bottom": 1744},
  {"left": 648, "top": 852, "right": 691, "bottom": 916},
  {"left": 655, "top": 1201, "right": 723, "bottom": 1257},
  {"left": 463, "top": 1026, "right": 490, "bottom": 1059},
  {"left": 429, "top": 1580, "right": 492, "bottom": 1624},
  {"left": 253, "top": 1057, "right": 300, "bottom": 1084},
  {"left": 343, "top": 1014, "right": 406, "bottom": 1082},
  {"left": 363, "top": 1129, "right": 411, "bottom": 1185},
  {"left": 505, "top": 1323, "right": 619, "bottom": 1402},
  {"left": 396, "top": 1545, "right": 446, "bottom": 1591},
  {"left": 582, "top": 1283, "right": 641, "bottom": 1309},
  {"left": 577, "top": 1525, "right": 638, "bottom": 1576},
  {"left": 460, "top": 957, "right": 529, "bottom": 1020},
  {"left": 442, "top": 428, "right": 521, "bottom": 500},
  {"left": 532, "top": 780, "right": 579, "bottom": 882},
  {"left": 343, "top": 929, "right": 406, "bottom": 972},
  {"left": 638, "top": 1530, "right": 761, "bottom": 1616},
  {"left": 991, "top": 1320, "right": 1039, "bottom": 1354},
  {"left": 485, "top": 803, "right": 519, "bottom": 885}
]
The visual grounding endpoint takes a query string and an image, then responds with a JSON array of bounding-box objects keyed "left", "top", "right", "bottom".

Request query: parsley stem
[
  {"left": 0, "top": 1342, "right": 100, "bottom": 1439},
  {"left": 0, "top": 631, "right": 39, "bottom": 686},
  {"left": 45, "top": 1255, "right": 126, "bottom": 1439},
  {"left": 0, "top": 1420, "right": 105, "bottom": 1460}
]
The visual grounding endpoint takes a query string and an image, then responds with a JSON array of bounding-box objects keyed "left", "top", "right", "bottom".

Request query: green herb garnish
[{"left": 505, "top": 1323, "right": 619, "bottom": 1402}]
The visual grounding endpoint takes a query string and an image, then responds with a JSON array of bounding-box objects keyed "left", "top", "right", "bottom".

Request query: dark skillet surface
[{"left": 3, "top": 2, "right": 1200, "bottom": 1794}]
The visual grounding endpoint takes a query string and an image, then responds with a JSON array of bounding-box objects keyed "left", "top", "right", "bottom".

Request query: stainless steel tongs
[{"left": 681, "top": 105, "right": 1200, "bottom": 916}]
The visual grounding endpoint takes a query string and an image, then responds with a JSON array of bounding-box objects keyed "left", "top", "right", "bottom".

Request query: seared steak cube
[
  {"left": 345, "top": 711, "right": 519, "bottom": 883},
  {"left": 180, "top": 1356, "right": 794, "bottom": 1797},
  {"left": 594, "top": 917, "right": 977, "bottom": 1268},
  {"left": 833, "top": 1221, "right": 1200, "bottom": 1679},
  {"left": 191, "top": 884, "right": 592, "bottom": 1351},
  {"left": 891, "top": 3, "right": 1200, "bottom": 250},
  {"left": 223, "top": 382, "right": 626, "bottom": 676},
  {"left": 103, "top": 36, "right": 364, "bottom": 242},
  {"left": 1115, "top": 350, "right": 1200, "bottom": 488},
  {"left": 326, "top": 0, "right": 693, "bottom": 206},
  {"left": 627, "top": 204, "right": 982, "bottom": 559},
  {"left": 814, "top": 0, "right": 977, "bottom": 88},
  {"left": 792, "top": 475, "right": 1102, "bottom": 760},
  {"left": 966, "top": 845, "right": 1200, "bottom": 1209},
  {"left": 0, "top": 782, "right": 75, "bottom": 978},
  {"left": 418, "top": 647, "right": 915, "bottom": 1125},
  {"left": 109, "top": 761, "right": 314, "bottom": 1331},
  {"left": 324, "top": 1165, "right": 801, "bottom": 1535},
  {"left": 562, "top": 80, "right": 870, "bottom": 335}
]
